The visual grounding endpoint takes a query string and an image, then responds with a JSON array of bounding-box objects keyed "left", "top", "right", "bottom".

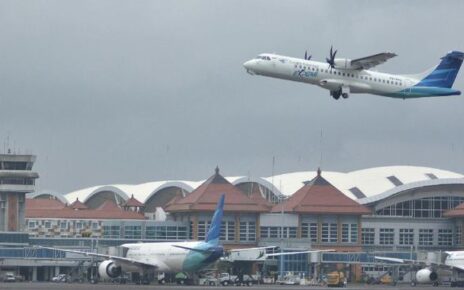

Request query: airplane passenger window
[
  {"left": 387, "top": 80, "right": 390, "bottom": 84},
  {"left": 351, "top": 74, "right": 354, "bottom": 77}
]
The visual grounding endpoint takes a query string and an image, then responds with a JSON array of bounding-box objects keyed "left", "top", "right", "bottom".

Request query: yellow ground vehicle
[{"left": 326, "top": 271, "right": 345, "bottom": 287}]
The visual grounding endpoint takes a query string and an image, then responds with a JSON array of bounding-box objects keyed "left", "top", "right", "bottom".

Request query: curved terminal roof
[
  {"left": 58, "top": 166, "right": 464, "bottom": 205},
  {"left": 265, "top": 166, "right": 464, "bottom": 200}
]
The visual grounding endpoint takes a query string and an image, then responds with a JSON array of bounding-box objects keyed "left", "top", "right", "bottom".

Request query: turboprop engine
[
  {"left": 416, "top": 268, "right": 438, "bottom": 284},
  {"left": 333, "top": 58, "right": 354, "bottom": 70},
  {"left": 98, "top": 260, "right": 122, "bottom": 279}
]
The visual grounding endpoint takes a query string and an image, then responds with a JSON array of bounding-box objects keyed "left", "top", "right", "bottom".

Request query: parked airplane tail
[
  {"left": 415, "top": 51, "right": 464, "bottom": 88},
  {"left": 205, "top": 194, "right": 225, "bottom": 245}
]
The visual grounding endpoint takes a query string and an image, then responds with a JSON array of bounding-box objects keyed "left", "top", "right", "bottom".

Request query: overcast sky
[{"left": 1, "top": 0, "right": 464, "bottom": 193}]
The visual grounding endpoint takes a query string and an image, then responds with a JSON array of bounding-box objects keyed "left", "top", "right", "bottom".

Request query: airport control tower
[{"left": 0, "top": 153, "right": 38, "bottom": 232}]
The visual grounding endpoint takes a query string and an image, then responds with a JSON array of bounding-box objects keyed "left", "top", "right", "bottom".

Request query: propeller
[
  {"left": 326, "top": 46, "right": 337, "bottom": 69},
  {"left": 304, "top": 50, "right": 312, "bottom": 61}
]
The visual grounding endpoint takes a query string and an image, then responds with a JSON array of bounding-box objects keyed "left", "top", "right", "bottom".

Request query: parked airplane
[
  {"left": 243, "top": 47, "right": 463, "bottom": 100},
  {"left": 42, "top": 194, "right": 328, "bottom": 281},
  {"left": 376, "top": 251, "right": 464, "bottom": 286}
]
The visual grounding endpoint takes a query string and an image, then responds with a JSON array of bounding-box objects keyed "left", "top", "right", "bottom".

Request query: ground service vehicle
[{"left": 327, "top": 271, "right": 345, "bottom": 287}]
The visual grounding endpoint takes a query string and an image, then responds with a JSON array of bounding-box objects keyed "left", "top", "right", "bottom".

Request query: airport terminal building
[{"left": 2, "top": 159, "right": 464, "bottom": 281}]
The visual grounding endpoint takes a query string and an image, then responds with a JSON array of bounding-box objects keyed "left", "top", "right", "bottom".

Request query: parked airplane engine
[
  {"left": 98, "top": 260, "right": 122, "bottom": 279},
  {"left": 416, "top": 268, "right": 438, "bottom": 284}
]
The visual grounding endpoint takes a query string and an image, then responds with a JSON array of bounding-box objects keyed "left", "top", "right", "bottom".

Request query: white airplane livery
[
  {"left": 376, "top": 251, "right": 464, "bottom": 286},
  {"left": 243, "top": 47, "right": 463, "bottom": 100}
]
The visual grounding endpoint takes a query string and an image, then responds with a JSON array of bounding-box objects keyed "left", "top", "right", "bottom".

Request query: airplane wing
[
  {"left": 266, "top": 249, "right": 334, "bottom": 257},
  {"left": 37, "top": 246, "right": 158, "bottom": 269},
  {"left": 374, "top": 256, "right": 417, "bottom": 264},
  {"left": 350, "top": 52, "right": 397, "bottom": 70},
  {"left": 227, "top": 246, "right": 277, "bottom": 253}
]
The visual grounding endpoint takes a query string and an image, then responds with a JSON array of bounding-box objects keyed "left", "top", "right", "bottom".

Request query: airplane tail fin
[
  {"left": 415, "top": 51, "right": 464, "bottom": 88},
  {"left": 205, "top": 194, "right": 225, "bottom": 246}
]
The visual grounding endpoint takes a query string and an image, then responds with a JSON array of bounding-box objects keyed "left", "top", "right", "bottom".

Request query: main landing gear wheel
[
  {"left": 331, "top": 91, "right": 341, "bottom": 100},
  {"left": 342, "top": 93, "right": 349, "bottom": 98}
]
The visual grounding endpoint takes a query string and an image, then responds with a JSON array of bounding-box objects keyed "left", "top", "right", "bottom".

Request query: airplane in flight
[
  {"left": 376, "top": 251, "right": 464, "bottom": 286},
  {"left": 43, "top": 194, "right": 328, "bottom": 282},
  {"left": 243, "top": 47, "right": 463, "bottom": 100}
]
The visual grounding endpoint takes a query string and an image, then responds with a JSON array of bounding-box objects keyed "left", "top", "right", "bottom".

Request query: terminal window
[
  {"left": 399, "top": 228, "right": 414, "bottom": 245},
  {"left": 362, "top": 228, "right": 375, "bottom": 245},
  {"left": 239, "top": 221, "right": 256, "bottom": 241},
  {"left": 321, "top": 223, "right": 337, "bottom": 243},
  {"left": 438, "top": 229, "right": 453, "bottom": 246},
  {"left": 342, "top": 223, "right": 358, "bottom": 243},
  {"left": 379, "top": 228, "right": 394, "bottom": 245},
  {"left": 418, "top": 229, "right": 434, "bottom": 246},
  {"left": 301, "top": 222, "right": 318, "bottom": 242},
  {"left": 220, "top": 221, "right": 235, "bottom": 241}
]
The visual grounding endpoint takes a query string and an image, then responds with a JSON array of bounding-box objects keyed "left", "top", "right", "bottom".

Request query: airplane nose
[{"left": 243, "top": 60, "right": 255, "bottom": 74}]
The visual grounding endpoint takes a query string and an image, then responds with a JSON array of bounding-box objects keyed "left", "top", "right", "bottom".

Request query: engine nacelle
[
  {"left": 333, "top": 58, "right": 353, "bottom": 70},
  {"left": 98, "top": 260, "right": 122, "bottom": 280},
  {"left": 416, "top": 268, "right": 438, "bottom": 284}
]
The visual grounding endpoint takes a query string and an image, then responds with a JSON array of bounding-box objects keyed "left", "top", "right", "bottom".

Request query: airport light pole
[{"left": 280, "top": 193, "right": 284, "bottom": 281}]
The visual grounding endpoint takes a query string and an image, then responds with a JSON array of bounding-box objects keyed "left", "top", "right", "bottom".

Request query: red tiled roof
[
  {"left": 444, "top": 202, "right": 464, "bottom": 217},
  {"left": 26, "top": 207, "right": 145, "bottom": 220},
  {"left": 271, "top": 171, "right": 371, "bottom": 215},
  {"left": 249, "top": 191, "right": 272, "bottom": 210},
  {"left": 123, "top": 194, "right": 144, "bottom": 207},
  {"left": 70, "top": 198, "right": 88, "bottom": 210},
  {"left": 26, "top": 198, "right": 145, "bottom": 220},
  {"left": 165, "top": 167, "right": 269, "bottom": 213},
  {"left": 25, "top": 198, "right": 66, "bottom": 210}
]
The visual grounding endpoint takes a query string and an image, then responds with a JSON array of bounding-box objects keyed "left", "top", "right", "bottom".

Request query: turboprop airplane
[
  {"left": 243, "top": 47, "right": 463, "bottom": 100},
  {"left": 376, "top": 251, "right": 464, "bottom": 286},
  {"left": 42, "top": 194, "right": 329, "bottom": 282}
]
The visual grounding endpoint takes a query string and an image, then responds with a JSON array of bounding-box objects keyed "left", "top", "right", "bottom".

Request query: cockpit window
[{"left": 256, "top": 56, "right": 271, "bottom": 61}]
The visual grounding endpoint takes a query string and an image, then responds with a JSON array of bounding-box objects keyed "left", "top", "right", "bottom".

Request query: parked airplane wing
[
  {"left": 374, "top": 256, "right": 414, "bottom": 264},
  {"left": 351, "top": 52, "right": 397, "bottom": 70},
  {"left": 266, "top": 249, "right": 334, "bottom": 257},
  {"left": 37, "top": 246, "right": 158, "bottom": 269},
  {"left": 227, "top": 246, "right": 277, "bottom": 253}
]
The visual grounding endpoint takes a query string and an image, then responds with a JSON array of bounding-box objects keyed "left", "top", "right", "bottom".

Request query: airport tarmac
[{"left": 0, "top": 282, "right": 455, "bottom": 290}]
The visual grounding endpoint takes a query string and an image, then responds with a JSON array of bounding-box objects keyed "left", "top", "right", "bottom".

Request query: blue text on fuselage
[{"left": 293, "top": 70, "right": 318, "bottom": 79}]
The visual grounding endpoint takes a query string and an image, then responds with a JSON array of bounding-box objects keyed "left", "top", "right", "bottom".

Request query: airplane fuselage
[
  {"left": 243, "top": 54, "right": 461, "bottom": 99},
  {"left": 121, "top": 241, "right": 222, "bottom": 273}
]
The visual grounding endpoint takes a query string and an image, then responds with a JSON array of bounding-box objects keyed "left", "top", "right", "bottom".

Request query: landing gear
[
  {"left": 330, "top": 87, "right": 349, "bottom": 100},
  {"left": 331, "top": 89, "right": 341, "bottom": 100},
  {"left": 330, "top": 89, "right": 349, "bottom": 99}
]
